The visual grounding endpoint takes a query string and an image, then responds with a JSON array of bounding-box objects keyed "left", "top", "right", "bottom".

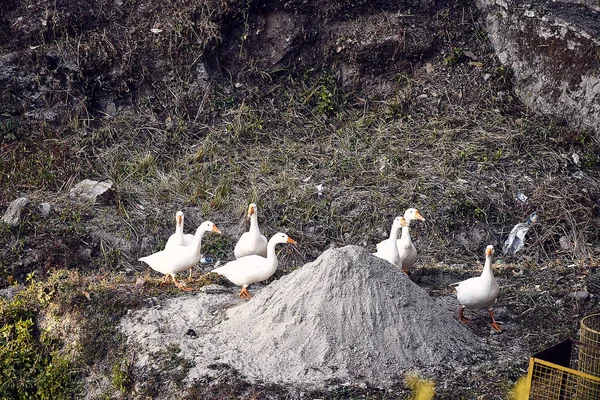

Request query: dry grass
[{"left": 1, "top": 0, "right": 600, "bottom": 398}]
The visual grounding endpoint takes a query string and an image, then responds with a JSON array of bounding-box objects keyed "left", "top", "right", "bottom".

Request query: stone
[
  {"left": 570, "top": 290, "right": 590, "bottom": 301},
  {"left": 476, "top": 0, "right": 600, "bottom": 135},
  {"left": 1, "top": 197, "right": 29, "bottom": 226},
  {"left": 38, "top": 202, "right": 51, "bottom": 217},
  {"left": 69, "top": 179, "right": 114, "bottom": 205},
  {"left": 0, "top": 285, "right": 24, "bottom": 301},
  {"left": 559, "top": 235, "right": 572, "bottom": 250}
]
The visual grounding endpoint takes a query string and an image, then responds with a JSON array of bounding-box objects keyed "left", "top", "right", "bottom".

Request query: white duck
[
  {"left": 396, "top": 208, "right": 426, "bottom": 273},
  {"left": 234, "top": 203, "right": 268, "bottom": 259},
  {"left": 452, "top": 245, "right": 502, "bottom": 332},
  {"left": 373, "top": 216, "right": 404, "bottom": 268},
  {"left": 164, "top": 211, "right": 195, "bottom": 280},
  {"left": 139, "top": 221, "right": 221, "bottom": 291},
  {"left": 212, "top": 232, "right": 296, "bottom": 299}
]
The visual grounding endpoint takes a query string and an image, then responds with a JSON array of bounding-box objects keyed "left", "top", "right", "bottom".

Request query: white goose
[
  {"left": 165, "top": 211, "right": 194, "bottom": 249},
  {"left": 212, "top": 232, "right": 296, "bottom": 299},
  {"left": 164, "top": 211, "right": 195, "bottom": 280},
  {"left": 396, "top": 208, "right": 426, "bottom": 273},
  {"left": 373, "top": 216, "right": 404, "bottom": 268},
  {"left": 453, "top": 245, "right": 502, "bottom": 332},
  {"left": 139, "top": 221, "right": 221, "bottom": 291},
  {"left": 234, "top": 203, "right": 268, "bottom": 259}
]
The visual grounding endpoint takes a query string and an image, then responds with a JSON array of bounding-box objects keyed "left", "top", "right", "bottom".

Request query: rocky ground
[{"left": 1, "top": 0, "right": 600, "bottom": 399}]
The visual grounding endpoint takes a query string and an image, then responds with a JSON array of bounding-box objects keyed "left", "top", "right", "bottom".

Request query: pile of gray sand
[
  {"left": 119, "top": 245, "right": 485, "bottom": 391},
  {"left": 210, "top": 245, "right": 485, "bottom": 388}
]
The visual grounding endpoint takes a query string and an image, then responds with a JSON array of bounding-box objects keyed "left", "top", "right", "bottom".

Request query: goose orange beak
[
  {"left": 212, "top": 225, "right": 222, "bottom": 234},
  {"left": 287, "top": 237, "right": 297, "bottom": 245},
  {"left": 415, "top": 210, "right": 426, "bottom": 221},
  {"left": 177, "top": 215, "right": 183, "bottom": 224},
  {"left": 246, "top": 205, "right": 255, "bottom": 220}
]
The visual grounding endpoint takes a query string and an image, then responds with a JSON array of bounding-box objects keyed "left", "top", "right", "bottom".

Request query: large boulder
[{"left": 476, "top": 0, "right": 600, "bottom": 135}]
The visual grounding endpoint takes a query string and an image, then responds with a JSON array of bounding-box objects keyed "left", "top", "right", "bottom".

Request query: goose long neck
[
  {"left": 481, "top": 255, "right": 494, "bottom": 279},
  {"left": 249, "top": 213, "right": 260, "bottom": 234},
  {"left": 389, "top": 224, "right": 402, "bottom": 240},
  {"left": 175, "top": 222, "right": 183, "bottom": 236},
  {"left": 266, "top": 239, "right": 279, "bottom": 261},
  {"left": 190, "top": 228, "right": 207, "bottom": 256},
  {"left": 400, "top": 226, "right": 410, "bottom": 240}
]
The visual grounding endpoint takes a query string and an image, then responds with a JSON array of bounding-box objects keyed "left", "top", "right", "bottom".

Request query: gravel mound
[
  {"left": 211, "top": 245, "right": 484, "bottom": 388},
  {"left": 120, "top": 246, "right": 486, "bottom": 391}
]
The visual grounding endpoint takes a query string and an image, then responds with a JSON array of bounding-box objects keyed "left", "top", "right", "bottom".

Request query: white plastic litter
[
  {"left": 516, "top": 193, "right": 528, "bottom": 203},
  {"left": 316, "top": 183, "right": 324, "bottom": 196},
  {"left": 503, "top": 212, "right": 538, "bottom": 255}
]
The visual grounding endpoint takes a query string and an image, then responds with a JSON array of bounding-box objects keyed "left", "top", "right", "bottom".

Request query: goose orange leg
[
  {"left": 186, "top": 267, "right": 194, "bottom": 283},
  {"left": 489, "top": 310, "right": 502, "bottom": 332},
  {"left": 159, "top": 275, "right": 171, "bottom": 287},
  {"left": 239, "top": 287, "right": 252, "bottom": 299},
  {"left": 172, "top": 275, "right": 193, "bottom": 292},
  {"left": 459, "top": 306, "right": 471, "bottom": 323}
]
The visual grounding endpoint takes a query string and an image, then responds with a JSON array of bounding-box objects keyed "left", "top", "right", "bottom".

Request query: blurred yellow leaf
[
  {"left": 511, "top": 375, "right": 529, "bottom": 400},
  {"left": 405, "top": 374, "right": 435, "bottom": 400}
]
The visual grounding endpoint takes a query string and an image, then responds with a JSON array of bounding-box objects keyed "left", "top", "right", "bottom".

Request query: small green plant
[
  {"left": 576, "top": 131, "right": 593, "bottom": 146},
  {"left": 444, "top": 47, "right": 463, "bottom": 66},
  {"left": 492, "top": 149, "right": 503, "bottom": 162},
  {"left": 495, "top": 65, "right": 507, "bottom": 80},
  {"left": 316, "top": 85, "right": 334, "bottom": 115},
  {"left": 0, "top": 114, "right": 18, "bottom": 142},
  {"left": 474, "top": 207, "right": 486, "bottom": 221},
  {"left": 111, "top": 358, "right": 133, "bottom": 393},
  {"left": 582, "top": 152, "right": 599, "bottom": 169}
]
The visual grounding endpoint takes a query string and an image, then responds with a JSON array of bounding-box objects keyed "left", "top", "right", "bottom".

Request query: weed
[
  {"left": 0, "top": 294, "right": 79, "bottom": 399},
  {"left": 111, "top": 357, "right": 133, "bottom": 393},
  {"left": 0, "top": 116, "right": 18, "bottom": 142},
  {"left": 582, "top": 152, "right": 599, "bottom": 169},
  {"left": 444, "top": 47, "right": 464, "bottom": 66}
]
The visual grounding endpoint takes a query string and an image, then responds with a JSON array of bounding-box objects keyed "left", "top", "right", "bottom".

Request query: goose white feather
[
  {"left": 373, "top": 216, "right": 404, "bottom": 268},
  {"left": 375, "top": 208, "right": 425, "bottom": 272},
  {"left": 453, "top": 245, "right": 502, "bottom": 332},
  {"left": 165, "top": 211, "right": 194, "bottom": 249},
  {"left": 395, "top": 208, "right": 425, "bottom": 273},
  {"left": 213, "top": 232, "right": 296, "bottom": 299},
  {"left": 234, "top": 203, "right": 268, "bottom": 259},
  {"left": 139, "top": 221, "right": 221, "bottom": 291}
]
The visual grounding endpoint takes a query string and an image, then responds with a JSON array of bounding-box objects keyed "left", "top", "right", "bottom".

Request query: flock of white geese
[{"left": 138, "top": 204, "right": 502, "bottom": 332}]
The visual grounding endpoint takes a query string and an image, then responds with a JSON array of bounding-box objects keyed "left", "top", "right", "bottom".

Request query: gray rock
[
  {"left": 570, "top": 290, "right": 590, "bottom": 301},
  {"left": 69, "top": 179, "right": 114, "bottom": 205},
  {"left": 198, "top": 284, "right": 232, "bottom": 294},
  {"left": 559, "top": 235, "right": 572, "bottom": 250},
  {"left": 1, "top": 197, "right": 29, "bottom": 226},
  {"left": 39, "top": 202, "right": 52, "bottom": 217},
  {"left": 476, "top": 0, "right": 600, "bottom": 135},
  {"left": 0, "top": 285, "right": 24, "bottom": 301}
]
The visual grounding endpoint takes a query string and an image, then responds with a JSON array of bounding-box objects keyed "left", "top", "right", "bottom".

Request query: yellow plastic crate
[{"left": 525, "top": 314, "right": 600, "bottom": 399}]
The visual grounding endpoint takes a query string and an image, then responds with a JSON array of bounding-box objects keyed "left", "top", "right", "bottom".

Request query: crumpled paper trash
[{"left": 503, "top": 212, "right": 538, "bottom": 255}]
